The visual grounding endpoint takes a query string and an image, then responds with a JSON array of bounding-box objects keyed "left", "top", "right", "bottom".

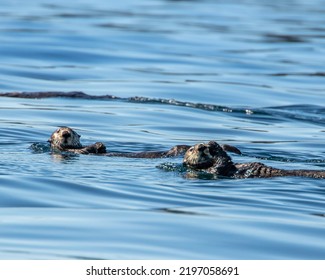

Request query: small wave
[
  {"left": 29, "top": 142, "right": 50, "bottom": 153},
  {"left": 0, "top": 91, "right": 120, "bottom": 100},
  {"left": 156, "top": 162, "right": 230, "bottom": 180},
  {"left": 0, "top": 91, "right": 248, "bottom": 114},
  {"left": 1, "top": 92, "right": 324, "bottom": 125},
  {"left": 156, "top": 162, "right": 185, "bottom": 172}
]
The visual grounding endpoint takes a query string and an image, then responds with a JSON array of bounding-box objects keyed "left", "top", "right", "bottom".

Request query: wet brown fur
[
  {"left": 49, "top": 127, "right": 106, "bottom": 154},
  {"left": 183, "top": 141, "right": 325, "bottom": 179}
]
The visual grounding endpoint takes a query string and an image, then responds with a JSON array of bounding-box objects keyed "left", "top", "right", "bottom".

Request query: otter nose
[
  {"left": 62, "top": 131, "right": 71, "bottom": 139},
  {"left": 198, "top": 144, "right": 206, "bottom": 152}
]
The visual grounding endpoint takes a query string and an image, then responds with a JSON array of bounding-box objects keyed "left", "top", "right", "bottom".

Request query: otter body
[
  {"left": 183, "top": 141, "right": 325, "bottom": 179},
  {"left": 48, "top": 127, "right": 241, "bottom": 158}
]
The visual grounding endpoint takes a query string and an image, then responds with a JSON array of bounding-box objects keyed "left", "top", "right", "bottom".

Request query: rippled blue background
[{"left": 0, "top": 0, "right": 324, "bottom": 259}]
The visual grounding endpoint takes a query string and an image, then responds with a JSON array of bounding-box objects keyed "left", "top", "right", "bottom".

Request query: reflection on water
[{"left": 0, "top": 0, "right": 325, "bottom": 259}]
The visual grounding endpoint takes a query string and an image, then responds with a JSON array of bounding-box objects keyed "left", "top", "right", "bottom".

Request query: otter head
[
  {"left": 183, "top": 142, "right": 216, "bottom": 169},
  {"left": 48, "top": 127, "right": 82, "bottom": 150},
  {"left": 183, "top": 141, "right": 236, "bottom": 176}
]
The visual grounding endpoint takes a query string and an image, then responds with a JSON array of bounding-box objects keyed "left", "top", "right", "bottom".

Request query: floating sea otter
[
  {"left": 48, "top": 127, "right": 241, "bottom": 157},
  {"left": 48, "top": 127, "right": 107, "bottom": 154},
  {"left": 183, "top": 141, "right": 325, "bottom": 179}
]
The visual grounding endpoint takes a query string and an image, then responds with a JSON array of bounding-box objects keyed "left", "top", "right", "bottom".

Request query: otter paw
[
  {"left": 221, "top": 144, "right": 242, "bottom": 155},
  {"left": 165, "top": 145, "right": 190, "bottom": 157},
  {"left": 93, "top": 142, "right": 107, "bottom": 153},
  {"left": 81, "top": 142, "right": 107, "bottom": 154}
]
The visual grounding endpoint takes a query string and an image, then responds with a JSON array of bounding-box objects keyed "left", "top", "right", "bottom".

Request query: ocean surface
[{"left": 0, "top": 0, "right": 325, "bottom": 259}]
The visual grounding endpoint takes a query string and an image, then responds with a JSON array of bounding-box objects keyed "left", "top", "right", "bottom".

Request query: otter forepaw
[
  {"left": 165, "top": 145, "right": 191, "bottom": 157},
  {"left": 221, "top": 144, "right": 241, "bottom": 155},
  {"left": 80, "top": 142, "right": 107, "bottom": 154}
]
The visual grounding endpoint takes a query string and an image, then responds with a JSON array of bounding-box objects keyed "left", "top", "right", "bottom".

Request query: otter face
[
  {"left": 184, "top": 141, "right": 236, "bottom": 176},
  {"left": 48, "top": 127, "right": 82, "bottom": 150},
  {"left": 183, "top": 141, "right": 222, "bottom": 169}
]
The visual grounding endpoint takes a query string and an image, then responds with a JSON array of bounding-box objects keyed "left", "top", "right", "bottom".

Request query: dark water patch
[
  {"left": 269, "top": 72, "right": 325, "bottom": 77},
  {"left": 124, "top": 67, "right": 221, "bottom": 76},
  {"left": 55, "top": 12, "right": 107, "bottom": 19},
  {"left": 158, "top": 207, "right": 210, "bottom": 216},
  {"left": 0, "top": 91, "right": 119, "bottom": 100},
  {"left": 96, "top": 23, "right": 176, "bottom": 34},
  {"left": 179, "top": 22, "right": 231, "bottom": 33},
  {"left": 262, "top": 33, "right": 308, "bottom": 43},
  {"left": 312, "top": 213, "right": 325, "bottom": 218}
]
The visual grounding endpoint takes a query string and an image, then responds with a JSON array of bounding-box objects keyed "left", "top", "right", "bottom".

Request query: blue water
[{"left": 1, "top": 0, "right": 325, "bottom": 259}]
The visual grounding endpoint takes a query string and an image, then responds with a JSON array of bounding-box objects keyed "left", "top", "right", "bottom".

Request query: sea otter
[
  {"left": 48, "top": 127, "right": 241, "bottom": 157},
  {"left": 183, "top": 141, "right": 325, "bottom": 179},
  {"left": 48, "top": 127, "right": 107, "bottom": 154}
]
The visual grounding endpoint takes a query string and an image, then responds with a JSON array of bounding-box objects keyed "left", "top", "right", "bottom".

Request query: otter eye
[{"left": 188, "top": 147, "right": 194, "bottom": 152}]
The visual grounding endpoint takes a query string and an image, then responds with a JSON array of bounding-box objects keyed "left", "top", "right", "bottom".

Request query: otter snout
[
  {"left": 197, "top": 143, "right": 210, "bottom": 156},
  {"left": 197, "top": 144, "right": 205, "bottom": 152},
  {"left": 62, "top": 130, "right": 71, "bottom": 139}
]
